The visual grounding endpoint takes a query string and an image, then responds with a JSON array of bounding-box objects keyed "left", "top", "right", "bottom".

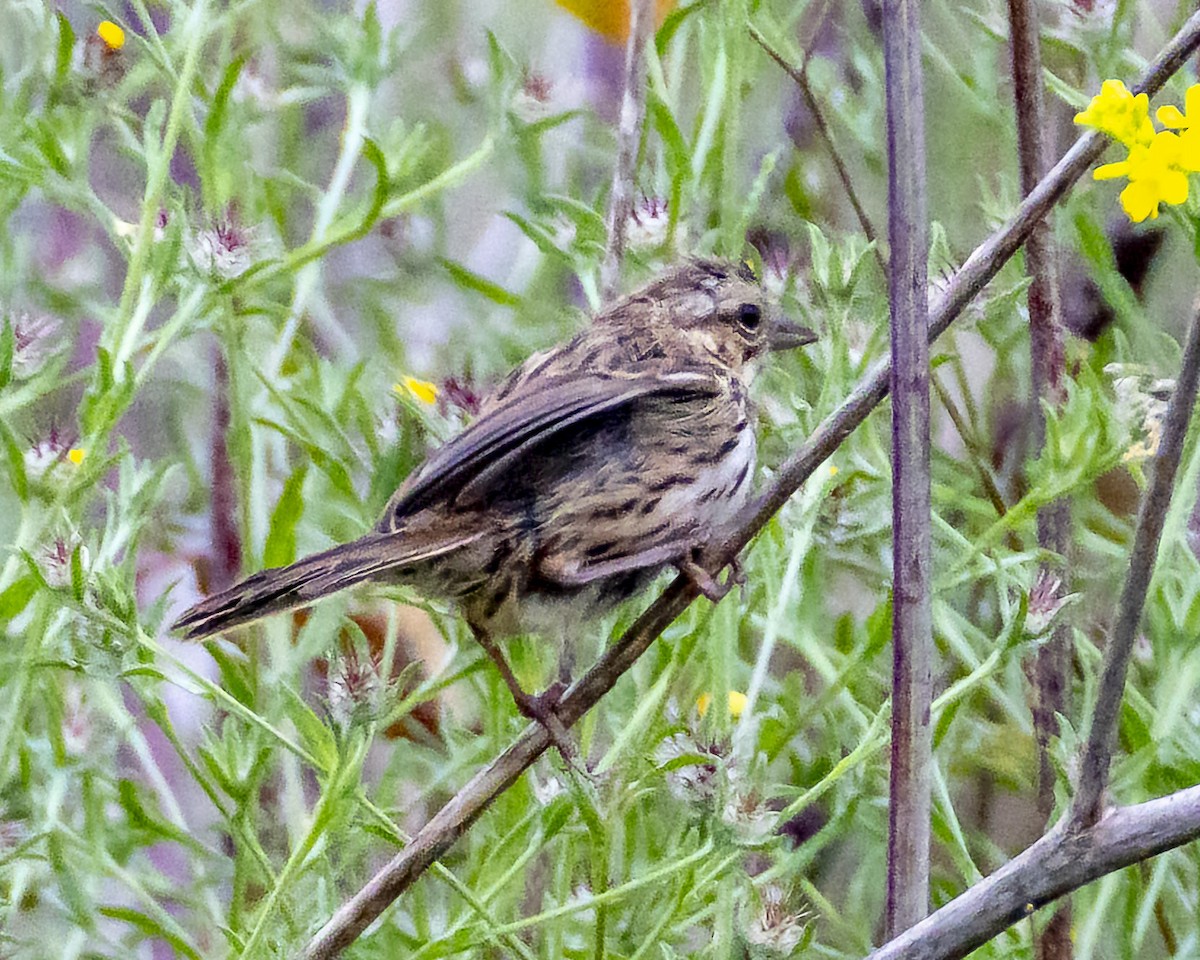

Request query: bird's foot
[
  {"left": 511, "top": 682, "right": 587, "bottom": 773},
  {"left": 678, "top": 551, "right": 740, "bottom": 603}
]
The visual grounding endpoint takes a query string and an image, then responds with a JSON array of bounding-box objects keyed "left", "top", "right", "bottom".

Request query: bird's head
[{"left": 606, "top": 258, "right": 817, "bottom": 378}]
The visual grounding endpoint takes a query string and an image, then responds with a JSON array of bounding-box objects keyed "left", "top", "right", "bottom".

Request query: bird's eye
[{"left": 737, "top": 303, "right": 761, "bottom": 331}]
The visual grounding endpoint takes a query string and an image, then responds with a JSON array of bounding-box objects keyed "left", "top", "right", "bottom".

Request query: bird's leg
[
  {"left": 470, "top": 625, "right": 578, "bottom": 764},
  {"left": 677, "top": 548, "right": 740, "bottom": 603}
]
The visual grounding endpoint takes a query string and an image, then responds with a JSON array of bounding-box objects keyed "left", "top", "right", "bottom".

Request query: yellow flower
[
  {"left": 396, "top": 376, "right": 438, "bottom": 405},
  {"left": 67, "top": 448, "right": 87, "bottom": 466},
  {"left": 97, "top": 21, "right": 126, "bottom": 51},
  {"left": 1074, "top": 79, "right": 1155, "bottom": 148},
  {"left": 697, "top": 690, "right": 748, "bottom": 719},
  {"left": 1156, "top": 84, "right": 1200, "bottom": 131},
  {"left": 1157, "top": 83, "right": 1200, "bottom": 170},
  {"left": 1095, "top": 131, "right": 1198, "bottom": 223},
  {"left": 554, "top": 0, "right": 676, "bottom": 41}
]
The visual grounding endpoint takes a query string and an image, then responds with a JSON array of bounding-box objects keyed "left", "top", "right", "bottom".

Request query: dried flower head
[
  {"left": 654, "top": 731, "right": 728, "bottom": 803},
  {"left": 24, "top": 427, "right": 84, "bottom": 481},
  {"left": 439, "top": 376, "right": 483, "bottom": 417},
  {"left": 43, "top": 535, "right": 87, "bottom": 590},
  {"left": 626, "top": 196, "right": 671, "bottom": 251},
  {"left": 188, "top": 214, "right": 261, "bottom": 278},
  {"left": 1026, "top": 569, "right": 1074, "bottom": 637},
  {"left": 743, "top": 884, "right": 809, "bottom": 957},
  {"left": 9, "top": 313, "right": 63, "bottom": 379},
  {"left": 326, "top": 645, "right": 383, "bottom": 731}
]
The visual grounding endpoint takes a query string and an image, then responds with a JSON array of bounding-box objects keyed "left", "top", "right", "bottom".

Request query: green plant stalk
[
  {"left": 777, "top": 635, "right": 1015, "bottom": 821},
  {"left": 265, "top": 83, "right": 372, "bottom": 380},
  {"left": 719, "top": 0, "right": 747, "bottom": 255},
  {"left": 239, "top": 745, "right": 364, "bottom": 958},
  {"left": 467, "top": 841, "right": 716, "bottom": 938},
  {"left": 137, "top": 634, "right": 534, "bottom": 957},
  {"left": 109, "top": 0, "right": 210, "bottom": 381}
]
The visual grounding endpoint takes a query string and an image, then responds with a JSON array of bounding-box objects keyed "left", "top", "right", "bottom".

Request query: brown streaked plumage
[{"left": 173, "top": 259, "right": 816, "bottom": 743}]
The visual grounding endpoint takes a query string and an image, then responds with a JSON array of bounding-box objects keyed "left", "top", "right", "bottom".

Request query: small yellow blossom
[
  {"left": 97, "top": 21, "right": 126, "bottom": 51},
  {"left": 554, "top": 0, "right": 676, "bottom": 42},
  {"left": 1074, "top": 79, "right": 1155, "bottom": 148},
  {"left": 67, "top": 448, "right": 87, "bottom": 466},
  {"left": 1156, "top": 84, "right": 1200, "bottom": 132},
  {"left": 1094, "top": 131, "right": 1200, "bottom": 223},
  {"left": 397, "top": 376, "right": 438, "bottom": 405},
  {"left": 697, "top": 690, "right": 747, "bottom": 719},
  {"left": 829, "top": 465, "right": 839, "bottom": 477}
]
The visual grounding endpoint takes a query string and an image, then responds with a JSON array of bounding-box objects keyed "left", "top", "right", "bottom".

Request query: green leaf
[
  {"left": 0, "top": 417, "right": 28, "bottom": 501},
  {"left": 0, "top": 313, "right": 14, "bottom": 389},
  {"left": 204, "top": 641, "right": 257, "bottom": 710},
  {"left": 655, "top": 0, "right": 713, "bottom": 54},
  {"left": 263, "top": 464, "right": 308, "bottom": 569},
  {"left": 0, "top": 576, "right": 37, "bottom": 620},
  {"left": 649, "top": 95, "right": 690, "bottom": 178},
  {"left": 116, "top": 779, "right": 195, "bottom": 847},
  {"left": 54, "top": 13, "right": 76, "bottom": 89},
  {"left": 283, "top": 685, "right": 338, "bottom": 772},
  {"left": 47, "top": 831, "right": 92, "bottom": 928},
  {"left": 70, "top": 542, "right": 85, "bottom": 603},
  {"left": 201, "top": 55, "right": 248, "bottom": 209},
  {"left": 440, "top": 258, "right": 523, "bottom": 306},
  {"left": 99, "top": 907, "right": 202, "bottom": 960}
]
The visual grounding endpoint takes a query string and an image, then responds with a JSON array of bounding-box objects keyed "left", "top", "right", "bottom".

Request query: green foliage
[{"left": 0, "top": 0, "right": 1198, "bottom": 957}]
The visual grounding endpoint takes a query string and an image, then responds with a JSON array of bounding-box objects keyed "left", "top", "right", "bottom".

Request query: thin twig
[
  {"left": 601, "top": 0, "right": 655, "bottom": 299},
  {"left": 866, "top": 784, "right": 1200, "bottom": 960},
  {"left": 1006, "top": 0, "right": 1072, "bottom": 953},
  {"left": 932, "top": 376, "right": 1009, "bottom": 517},
  {"left": 1071, "top": 302, "right": 1200, "bottom": 827},
  {"left": 299, "top": 13, "right": 1200, "bottom": 958},
  {"left": 749, "top": 24, "right": 886, "bottom": 278},
  {"left": 751, "top": 21, "right": 1007, "bottom": 522},
  {"left": 881, "top": 0, "right": 932, "bottom": 936}
]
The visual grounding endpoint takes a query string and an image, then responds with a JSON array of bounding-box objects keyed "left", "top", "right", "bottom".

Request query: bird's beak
[{"left": 767, "top": 316, "right": 819, "bottom": 351}]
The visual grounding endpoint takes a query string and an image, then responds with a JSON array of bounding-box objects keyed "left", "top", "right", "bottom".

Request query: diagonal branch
[
  {"left": 866, "top": 783, "right": 1200, "bottom": 960},
  {"left": 299, "top": 12, "right": 1200, "bottom": 959},
  {"left": 1071, "top": 302, "right": 1200, "bottom": 827}
]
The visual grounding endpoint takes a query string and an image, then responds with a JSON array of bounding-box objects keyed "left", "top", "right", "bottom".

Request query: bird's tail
[{"left": 172, "top": 529, "right": 481, "bottom": 641}]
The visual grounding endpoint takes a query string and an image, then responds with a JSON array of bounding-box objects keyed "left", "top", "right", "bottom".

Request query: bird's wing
[{"left": 380, "top": 369, "right": 717, "bottom": 525}]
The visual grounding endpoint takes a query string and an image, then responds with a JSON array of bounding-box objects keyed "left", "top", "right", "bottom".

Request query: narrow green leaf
[
  {"left": 439, "top": 258, "right": 522, "bottom": 306},
  {"left": 263, "top": 464, "right": 308, "bottom": 568},
  {"left": 70, "top": 542, "right": 85, "bottom": 602},
  {"left": 0, "top": 576, "right": 37, "bottom": 620},
  {"left": 283, "top": 685, "right": 338, "bottom": 773},
  {"left": 0, "top": 313, "right": 14, "bottom": 389},
  {"left": 99, "top": 906, "right": 202, "bottom": 960},
  {"left": 0, "top": 418, "right": 28, "bottom": 501},
  {"left": 54, "top": 13, "right": 76, "bottom": 88}
]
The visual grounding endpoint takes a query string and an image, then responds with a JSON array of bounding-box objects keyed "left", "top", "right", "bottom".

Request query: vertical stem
[
  {"left": 601, "top": 0, "right": 654, "bottom": 298},
  {"left": 1007, "top": 0, "right": 1072, "bottom": 954},
  {"left": 1072, "top": 304, "right": 1200, "bottom": 828},
  {"left": 882, "top": 0, "right": 932, "bottom": 937}
]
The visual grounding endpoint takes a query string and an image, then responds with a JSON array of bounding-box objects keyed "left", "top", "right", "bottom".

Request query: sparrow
[{"left": 174, "top": 258, "right": 817, "bottom": 750}]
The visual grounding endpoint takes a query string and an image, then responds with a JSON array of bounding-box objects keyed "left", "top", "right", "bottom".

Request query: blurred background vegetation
[{"left": 2, "top": 0, "right": 1200, "bottom": 956}]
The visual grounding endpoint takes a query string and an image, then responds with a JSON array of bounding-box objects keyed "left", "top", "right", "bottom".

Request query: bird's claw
[
  {"left": 678, "top": 554, "right": 739, "bottom": 603},
  {"left": 513, "top": 682, "right": 590, "bottom": 775}
]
